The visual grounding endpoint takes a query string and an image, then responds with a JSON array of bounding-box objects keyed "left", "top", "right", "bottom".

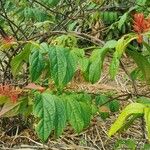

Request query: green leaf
[
  {"left": 108, "top": 103, "right": 145, "bottom": 137},
  {"left": 48, "top": 46, "right": 77, "bottom": 88},
  {"left": 66, "top": 98, "right": 84, "bottom": 133},
  {"left": 110, "top": 34, "right": 137, "bottom": 79},
  {"left": 88, "top": 48, "right": 108, "bottom": 83},
  {"left": 19, "top": 97, "right": 33, "bottom": 116},
  {"left": 136, "top": 97, "right": 150, "bottom": 105},
  {"left": 127, "top": 50, "right": 150, "bottom": 84},
  {"left": 136, "top": 0, "right": 147, "bottom": 5},
  {"left": 33, "top": 93, "right": 56, "bottom": 141},
  {"left": 80, "top": 101, "right": 92, "bottom": 128},
  {"left": 144, "top": 107, "right": 150, "bottom": 141},
  {"left": 100, "top": 112, "right": 110, "bottom": 120},
  {"left": 29, "top": 50, "right": 45, "bottom": 81},
  {"left": 11, "top": 43, "right": 31, "bottom": 76},
  {"left": 40, "top": 42, "right": 50, "bottom": 53},
  {"left": 130, "top": 68, "right": 143, "bottom": 81},
  {"left": 143, "top": 42, "right": 150, "bottom": 54},
  {"left": 33, "top": 92, "right": 67, "bottom": 141},
  {"left": 103, "top": 40, "right": 117, "bottom": 49},
  {"left": 142, "top": 144, "right": 150, "bottom": 150},
  {"left": 118, "top": 13, "right": 128, "bottom": 30},
  {"left": 54, "top": 98, "right": 66, "bottom": 137},
  {"left": 89, "top": 50, "right": 102, "bottom": 83},
  {"left": 62, "top": 50, "right": 77, "bottom": 85},
  {"left": 114, "top": 139, "right": 136, "bottom": 150},
  {"left": 80, "top": 57, "right": 89, "bottom": 72},
  {"left": 48, "top": 46, "right": 67, "bottom": 87},
  {"left": 109, "top": 100, "right": 120, "bottom": 112},
  {"left": 109, "top": 54, "right": 120, "bottom": 79},
  {"left": 91, "top": 104, "right": 98, "bottom": 115},
  {"left": 95, "top": 95, "right": 109, "bottom": 106}
]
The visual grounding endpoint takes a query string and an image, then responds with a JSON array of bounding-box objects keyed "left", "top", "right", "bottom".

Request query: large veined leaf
[
  {"left": 33, "top": 93, "right": 56, "bottom": 141},
  {"left": 48, "top": 46, "right": 67, "bottom": 87},
  {"left": 108, "top": 103, "right": 145, "bottom": 137},
  {"left": 29, "top": 50, "right": 45, "bottom": 81},
  {"left": 33, "top": 93, "right": 66, "bottom": 141},
  {"left": 11, "top": 43, "right": 31, "bottom": 76},
  {"left": 62, "top": 50, "right": 77, "bottom": 85},
  {"left": 79, "top": 101, "right": 92, "bottom": 128},
  {"left": 127, "top": 50, "right": 150, "bottom": 84},
  {"left": 109, "top": 100, "right": 120, "bottom": 112},
  {"left": 61, "top": 93, "right": 93, "bottom": 132},
  {"left": 88, "top": 49, "right": 102, "bottom": 83},
  {"left": 109, "top": 54, "right": 120, "bottom": 79},
  {"left": 66, "top": 98, "right": 84, "bottom": 133},
  {"left": 48, "top": 46, "right": 77, "bottom": 88},
  {"left": 144, "top": 107, "right": 150, "bottom": 140},
  {"left": 54, "top": 98, "right": 66, "bottom": 137}
]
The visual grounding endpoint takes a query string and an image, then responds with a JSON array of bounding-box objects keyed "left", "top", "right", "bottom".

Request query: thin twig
[{"left": 120, "top": 60, "right": 138, "bottom": 95}]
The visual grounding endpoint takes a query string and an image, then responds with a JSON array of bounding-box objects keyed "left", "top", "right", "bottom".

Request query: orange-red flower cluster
[
  {"left": 133, "top": 13, "right": 150, "bottom": 43},
  {"left": 0, "top": 84, "right": 22, "bottom": 103}
]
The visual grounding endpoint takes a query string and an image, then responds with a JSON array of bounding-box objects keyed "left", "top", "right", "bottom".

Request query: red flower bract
[
  {"left": 0, "top": 84, "right": 22, "bottom": 103},
  {"left": 2, "top": 36, "right": 15, "bottom": 45},
  {"left": 133, "top": 13, "right": 150, "bottom": 43}
]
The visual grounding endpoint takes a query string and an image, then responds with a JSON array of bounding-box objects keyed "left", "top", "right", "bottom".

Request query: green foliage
[
  {"left": 108, "top": 97, "right": 150, "bottom": 142},
  {"left": 110, "top": 34, "right": 137, "bottom": 79},
  {"left": 108, "top": 103, "right": 145, "bottom": 137},
  {"left": 11, "top": 43, "right": 31, "bottom": 76},
  {"left": 32, "top": 92, "right": 95, "bottom": 141}
]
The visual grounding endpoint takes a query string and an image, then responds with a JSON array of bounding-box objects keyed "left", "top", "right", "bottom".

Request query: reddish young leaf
[
  {"left": 24, "top": 83, "right": 45, "bottom": 92},
  {"left": 2, "top": 36, "right": 15, "bottom": 44}
]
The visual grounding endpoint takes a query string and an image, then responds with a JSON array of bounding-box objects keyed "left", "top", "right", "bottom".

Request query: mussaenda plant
[{"left": 108, "top": 13, "right": 150, "bottom": 141}]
